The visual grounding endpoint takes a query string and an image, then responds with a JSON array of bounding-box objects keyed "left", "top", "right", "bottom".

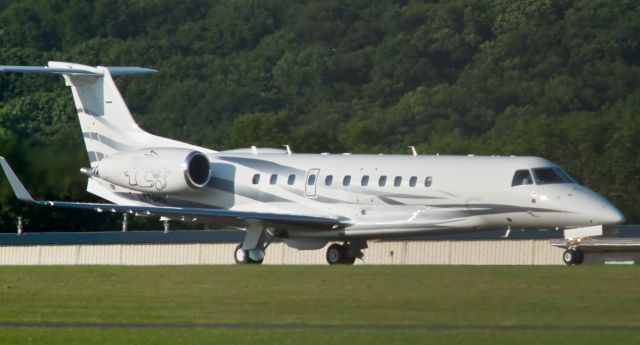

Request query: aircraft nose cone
[
  {"left": 602, "top": 204, "right": 625, "bottom": 225},
  {"left": 576, "top": 187, "right": 625, "bottom": 225}
]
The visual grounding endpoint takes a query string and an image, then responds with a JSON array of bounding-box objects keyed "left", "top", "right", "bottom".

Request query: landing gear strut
[
  {"left": 562, "top": 248, "right": 584, "bottom": 265},
  {"left": 326, "top": 241, "right": 366, "bottom": 265},
  {"left": 234, "top": 220, "right": 272, "bottom": 264}
]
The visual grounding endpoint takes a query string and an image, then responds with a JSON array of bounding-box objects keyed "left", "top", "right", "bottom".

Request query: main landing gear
[
  {"left": 326, "top": 241, "right": 367, "bottom": 265},
  {"left": 234, "top": 220, "right": 271, "bottom": 265},
  {"left": 234, "top": 244, "right": 264, "bottom": 264},
  {"left": 562, "top": 248, "right": 584, "bottom": 265}
]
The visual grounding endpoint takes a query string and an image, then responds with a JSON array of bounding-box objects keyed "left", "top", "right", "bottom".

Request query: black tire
[
  {"left": 235, "top": 244, "right": 265, "bottom": 264},
  {"left": 342, "top": 255, "right": 356, "bottom": 265},
  {"left": 326, "top": 243, "right": 345, "bottom": 265},
  {"left": 341, "top": 244, "right": 357, "bottom": 265},
  {"left": 574, "top": 249, "right": 584, "bottom": 265},
  {"left": 249, "top": 257, "right": 264, "bottom": 264},
  {"left": 234, "top": 244, "right": 248, "bottom": 264},
  {"left": 563, "top": 249, "right": 577, "bottom": 265}
]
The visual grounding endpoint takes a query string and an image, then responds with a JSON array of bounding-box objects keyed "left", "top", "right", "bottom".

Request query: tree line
[{"left": 0, "top": 0, "right": 638, "bottom": 231}]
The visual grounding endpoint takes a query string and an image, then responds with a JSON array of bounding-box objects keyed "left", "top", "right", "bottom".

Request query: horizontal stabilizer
[
  {"left": 0, "top": 66, "right": 96, "bottom": 75},
  {"left": 105, "top": 66, "right": 158, "bottom": 75},
  {"left": 0, "top": 62, "right": 156, "bottom": 76}
]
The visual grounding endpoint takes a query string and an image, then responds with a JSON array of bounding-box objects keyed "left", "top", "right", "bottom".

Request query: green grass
[
  {"left": 2, "top": 329, "right": 640, "bottom": 345},
  {"left": 1, "top": 266, "right": 639, "bottom": 344}
]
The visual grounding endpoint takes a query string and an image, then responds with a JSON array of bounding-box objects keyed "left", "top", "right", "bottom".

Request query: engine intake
[
  {"left": 95, "top": 148, "right": 211, "bottom": 193},
  {"left": 184, "top": 151, "right": 211, "bottom": 189}
]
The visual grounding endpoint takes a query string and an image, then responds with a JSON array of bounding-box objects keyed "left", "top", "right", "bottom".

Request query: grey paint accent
[
  {"left": 216, "top": 156, "right": 306, "bottom": 175},
  {"left": 206, "top": 163, "right": 235, "bottom": 193},
  {"left": 82, "top": 132, "right": 132, "bottom": 151},
  {"left": 379, "top": 193, "right": 446, "bottom": 200},
  {"left": 432, "top": 203, "right": 568, "bottom": 217},
  {"left": 377, "top": 195, "right": 405, "bottom": 205},
  {"left": 77, "top": 107, "right": 102, "bottom": 116},
  {"left": 87, "top": 151, "right": 106, "bottom": 163},
  {"left": 234, "top": 184, "right": 293, "bottom": 204},
  {"left": 112, "top": 192, "right": 216, "bottom": 209},
  {"left": 313, "top": 194, "right": 358, "bottom": 205},
  {"left": 207, "top": 176, "right": 234, "bottom": 193}
]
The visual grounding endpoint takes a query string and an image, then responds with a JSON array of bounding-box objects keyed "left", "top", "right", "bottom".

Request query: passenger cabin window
[
  {"left": 511, "top": 170, "right": 533, "bottom": 187},
  {"left": 287, "top": 174, "right": 295, "bottom": 185},
  {"left": 532, "top": 167, "right": 575, "bottom": 185},
  {"left": 252, "top": 174, "right": 260, "bottom": 185},
  {"left": 270, "top": 174, "right": 277, "bottom": 185},
  {"left": 361, "top": 175, "right": 369, "bottom": 186},
  {"left": 394, "top": 176, "right": 402, "bottom": 187},
  {"left": 343, "top": 175, "right": 351, "bottom": 186},
  {"left": 325, "top": 175, "right": 333, "bottom": 186},
  {"left": 378, "top": 175, "right": 387, "bottom": 187},
  {"left": 307, "top": 174, "right": 316, "bottom": 186},
  {"left": 424, "top": 176, "right": 433, "bottom": 187},
  {"left": 409, "top": 176, "right": 417, "bottom": 187}
]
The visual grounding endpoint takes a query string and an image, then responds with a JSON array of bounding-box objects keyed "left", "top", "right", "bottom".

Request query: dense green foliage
[{"left": 0, "top": 0, "right": 638, "bottom": 231}]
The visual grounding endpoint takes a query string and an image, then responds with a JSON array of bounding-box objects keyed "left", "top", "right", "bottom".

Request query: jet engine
[{"left": 93, "top": 148, "right": 211, "bottom": 193}]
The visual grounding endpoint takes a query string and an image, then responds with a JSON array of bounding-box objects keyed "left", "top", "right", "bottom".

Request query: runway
[{"left": 1, "top": 321, "right": 639, "bottom": 332}]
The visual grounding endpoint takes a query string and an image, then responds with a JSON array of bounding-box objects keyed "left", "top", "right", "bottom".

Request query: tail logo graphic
[{"left": 124, "top": 151, "right": 170, "bottom": 191}]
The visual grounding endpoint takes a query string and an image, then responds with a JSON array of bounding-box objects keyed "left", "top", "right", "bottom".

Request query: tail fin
[{"left": 1, "top": 61, "right": 209, "bottom": 167}]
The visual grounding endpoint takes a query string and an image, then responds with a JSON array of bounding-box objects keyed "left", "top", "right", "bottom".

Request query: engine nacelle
[{"left": 94, "top": 148, "right": 211, "bottom": 193}]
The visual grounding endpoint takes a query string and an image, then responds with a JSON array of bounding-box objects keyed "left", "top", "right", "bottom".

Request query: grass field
[{"left": 1, "top": 266, "right": 640, "bottom": 344}]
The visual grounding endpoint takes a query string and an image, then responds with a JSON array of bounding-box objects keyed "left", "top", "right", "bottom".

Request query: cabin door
[{"left": 305, "top": 169, "right": 320, "bottom": 198}]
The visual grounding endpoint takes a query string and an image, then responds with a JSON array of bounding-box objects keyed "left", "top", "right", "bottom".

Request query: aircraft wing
[{"left": 0, "top": 157, "right": 346, "bottom": 230}]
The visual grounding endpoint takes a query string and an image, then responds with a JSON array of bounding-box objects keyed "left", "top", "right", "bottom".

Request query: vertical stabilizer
[
  {"left": 0, "top": 61, "right": 213, "bottom": 205},
  {"left": 45, "top": 61, "right": 207, "bottom": 167}
]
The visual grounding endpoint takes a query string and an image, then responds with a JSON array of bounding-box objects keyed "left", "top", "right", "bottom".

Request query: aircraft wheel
[
  {"left": 234, "top": 244, "right": 248, "bottom": 264},
  {"left": 341, "top": 244, "right": 357, "bottom": 265},
  {"left": 563, "top": 248, "right": 580, "bottom": 265},
  {"left": 342, "top": 255, "right": 356, "bottom": 265},
  {"left": 574, "top": 249, "right": 584, "bottom": 265},
  {"left": 235, "top": 245, "right": 264, "bottom": 264},
  {"left": 249, "top": 257, "right": 264, "bottom": 265},
  {"left": 326, "top": 243, "right": 346, "bottom": 265}
]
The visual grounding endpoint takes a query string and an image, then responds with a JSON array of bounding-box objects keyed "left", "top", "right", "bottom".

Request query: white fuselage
[{"left": 89, "top": 151, "right": 624, "bottom": 240}]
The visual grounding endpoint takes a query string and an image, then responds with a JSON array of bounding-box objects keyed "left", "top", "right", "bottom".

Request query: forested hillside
[{"left": 0, "top": 0, "right": 638, "bottom": 231}]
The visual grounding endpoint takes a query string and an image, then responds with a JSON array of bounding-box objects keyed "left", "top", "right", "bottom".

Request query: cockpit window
[
  {"left": 511, "top": 169, "right": 533, "bottom": 187},
  {"left": 557, "top": 168, "right": 577, "bottom": 184},
  {"left": 532, "top": 167, "right": 575, "bottom": 185}
]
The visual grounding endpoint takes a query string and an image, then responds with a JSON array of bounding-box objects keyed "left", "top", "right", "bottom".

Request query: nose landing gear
[{"left": 562, "top": 248, "right": 584, "bottom": 265}]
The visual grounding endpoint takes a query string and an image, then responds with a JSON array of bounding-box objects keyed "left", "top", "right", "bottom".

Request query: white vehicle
[{"left": 0, "top": 62, "right": 625, "bottom": 264}]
